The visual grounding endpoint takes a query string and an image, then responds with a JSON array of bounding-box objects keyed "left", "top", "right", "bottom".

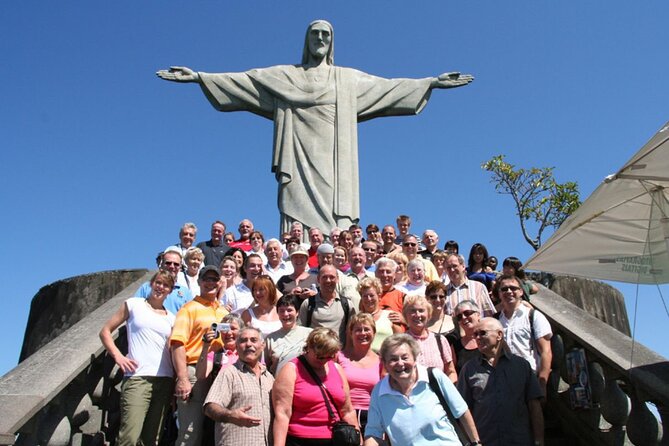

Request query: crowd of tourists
[{"left": 99, "top": 215, "right": 552, "bottom": 446}]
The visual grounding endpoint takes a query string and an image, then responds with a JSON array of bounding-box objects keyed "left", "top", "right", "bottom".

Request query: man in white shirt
[
  {"left": 496, "top": 274, "right": 553, "bottom": 394},
  {"left": 419, "top": 229, "right": 439, "bottom": 262},
  {"left": 264, "top": 238, "right": 293, "bottom": 284},
  {"left": 175, "top": 222, "right": 197, "bottom": 255}
]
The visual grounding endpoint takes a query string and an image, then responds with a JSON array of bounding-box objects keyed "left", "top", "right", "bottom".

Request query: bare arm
[
  {"left": 241, "top": 309, "right": 252, "bottom": 326},
  {"left": 387, "top": 311, "right": 405, "bottom": 330},
  {"left": 444, "top": 359, "right": 457, "bottom": 384},
  {"left": 194, "top": 330, "right": 218, "bottom": 380},
  {"left": 528, "top": 398, "right": 545, "bottom": 445},
  {"left": 363, "top": 437, "right": 388, "bottom": 446},
  {"left": 431, "top": 72, "right": 474, "bottom": 89},
  {"left": 204, "top": 402, "right": 262, "bottom": 427},
  {"left": 528, "top": 281, "right": 540, "bottom": 294},
  {"left": 536, "top": 336, "right": 553, "bottom": 395},
  {"left": 457, "top": 409, "right": 481, "bottom": 444},
  {"left": 272, "top": 362, "right": 296, "bottom": 446},
  {"left": 99, "top": 302, "right": 138, "bottom": 374},
  {"left": 170, "top": 342, "right": 192, "bottom": 400},
  {"left": 156, "top": 66, "right": 200, "bottom": 83},
  {"left": 439, "top": 336, "right": 457, "bottom": 384}
]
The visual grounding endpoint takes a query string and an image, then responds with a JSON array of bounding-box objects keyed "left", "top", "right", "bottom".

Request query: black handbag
[{"left": 298, "top": 355, "right": 360, "bottom": 446}]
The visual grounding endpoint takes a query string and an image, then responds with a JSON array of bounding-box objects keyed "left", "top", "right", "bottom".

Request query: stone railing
[
  {"left": 533, "top": 286, "right": 668, "bottom": 445},
  {"left": 0, "top": 270, "right": 152, "bottom": 446}
]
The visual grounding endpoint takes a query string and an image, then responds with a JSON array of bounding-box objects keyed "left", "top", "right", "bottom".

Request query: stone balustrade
[
  {"left": 532, "top": 286, "right": 668, "bottom": 445},
  {"left": 0, "top": 270, "right": 152, "bottom": 446}
]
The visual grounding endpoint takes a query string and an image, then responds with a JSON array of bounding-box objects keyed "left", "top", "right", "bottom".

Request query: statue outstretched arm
[
  {"left": 431, "top": 72, "right": 474, "bottom": 89},
  {"left": 156, "top": 66, "right": 201, "bottom": 83}
]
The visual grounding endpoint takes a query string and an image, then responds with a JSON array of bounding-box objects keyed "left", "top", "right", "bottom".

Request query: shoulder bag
[{"left": 297, "top": 355, "right": 360, "bottom": 446}]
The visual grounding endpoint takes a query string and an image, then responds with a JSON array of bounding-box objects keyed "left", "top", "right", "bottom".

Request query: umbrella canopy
[{"left": 524, "top": 121, "right": 669, "bottom": 284}]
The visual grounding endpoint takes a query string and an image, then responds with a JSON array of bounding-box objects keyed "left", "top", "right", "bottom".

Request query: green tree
[{"left": 482, "top": 155, "right": 580, "bottom": 250}]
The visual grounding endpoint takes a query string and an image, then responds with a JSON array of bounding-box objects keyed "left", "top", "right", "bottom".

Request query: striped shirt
[{"left": 445, "top": 279, "right": 496, "bottom": 317}]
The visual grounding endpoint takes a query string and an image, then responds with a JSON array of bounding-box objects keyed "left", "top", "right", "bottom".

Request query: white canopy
[{"left": 524, "top": 120, "right": 669, "bottom": 284}]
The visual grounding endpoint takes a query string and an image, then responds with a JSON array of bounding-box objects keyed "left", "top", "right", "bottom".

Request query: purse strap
[
  {"left": 427, "top": 367, "right": 469, "bottom": 443},
  {"left": 298, "top": 355, "right": 341, "bottom": 422}
]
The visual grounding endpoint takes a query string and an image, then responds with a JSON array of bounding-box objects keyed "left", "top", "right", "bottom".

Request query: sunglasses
[
  {"left": 499, "top": 285, "right": 521, "bottom": 292},
  {"left": 455, "top": 310, "right": 478, "bottom": 321},
  {"left": 403, "top": 242, "right": 417, "bottom": 247},
  {"left": 474, "top": 329, "right": 492, "bottom": 337}
]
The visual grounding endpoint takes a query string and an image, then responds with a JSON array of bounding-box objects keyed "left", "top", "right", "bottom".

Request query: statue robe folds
[{"left": 199, "top": 65, "right": 433, "bottom": 233}]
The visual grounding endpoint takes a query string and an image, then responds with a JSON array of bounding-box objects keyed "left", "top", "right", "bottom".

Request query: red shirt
[
  {"left": 228, "top": 239, "right": 252, "bottom": 252},
  {"left": 308, "top": 246, "right": 319, "bottom": 269},
  {"left": 379, "top": 288, "right": 406, "bottom": 314}
]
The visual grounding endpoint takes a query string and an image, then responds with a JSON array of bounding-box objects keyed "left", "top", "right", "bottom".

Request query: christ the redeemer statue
[{"left": 157, "top": 20, "right": 473, "bottom": 234}]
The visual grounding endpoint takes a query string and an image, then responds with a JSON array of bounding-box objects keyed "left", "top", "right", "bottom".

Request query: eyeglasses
[
  {"left": 499, "top": 285, "right": 521, "bottom": 292},
  {"left": 455, "top": 310, "right": 478, "bottom": 321},
  {"left": 474, "top": 330, "right": 491, "bottom": 338},
  {"left": 427, "top": 294, "right": 446, "bottom": 301},
  {"left": 403, "top": 242, "right": 417, "bottom": 247}
]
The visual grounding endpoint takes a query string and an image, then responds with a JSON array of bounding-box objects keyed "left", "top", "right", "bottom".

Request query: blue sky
[{"left": 1, "top": 1, "right": 668, "bottom": 376}]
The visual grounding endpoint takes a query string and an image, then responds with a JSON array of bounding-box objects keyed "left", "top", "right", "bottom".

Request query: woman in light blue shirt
[{"left": 364, "top": 334, "right": 480, "bottom": 446}]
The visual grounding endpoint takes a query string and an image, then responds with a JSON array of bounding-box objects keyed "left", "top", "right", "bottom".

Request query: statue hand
[
  {"left": 432, "top": 72, "right": 474, "bottom": 89},
  {"left": 156, "top": 66, "right": 200, "bottom": 83}
]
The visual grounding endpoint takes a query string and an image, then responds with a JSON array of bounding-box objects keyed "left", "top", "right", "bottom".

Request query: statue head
[{"left": 302, "top": 19, "right": 334, "bottom": 65}]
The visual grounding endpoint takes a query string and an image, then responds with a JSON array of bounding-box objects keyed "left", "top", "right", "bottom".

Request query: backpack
[{"left": 305, "top": 294, "right": 351, "bottom": 342}]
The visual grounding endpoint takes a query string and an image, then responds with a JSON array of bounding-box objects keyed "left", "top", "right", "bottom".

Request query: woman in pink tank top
[
  {"left": 337, "top": 313, "right": 383, "bottom": 433},
  {"left": 272, "top": 328, "right": 360, "bottom": 446}
]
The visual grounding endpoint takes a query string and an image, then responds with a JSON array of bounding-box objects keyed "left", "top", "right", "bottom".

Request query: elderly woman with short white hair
[
  {"left": 396, "top": 258, "right": 427, "bottom": 296},
  {"left": 364, "top": 334, "right": 480, "bottom": 446},
  {"left": 177, "top": 247, "right": 204, "bottom": 296},
  {"left": 403, "top": 295, "right": 457, "bottom": 383}
]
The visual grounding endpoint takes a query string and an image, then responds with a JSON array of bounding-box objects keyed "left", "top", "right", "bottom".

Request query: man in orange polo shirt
[{"left": 170, "top": 265, "right": 228, "bottom": 446}]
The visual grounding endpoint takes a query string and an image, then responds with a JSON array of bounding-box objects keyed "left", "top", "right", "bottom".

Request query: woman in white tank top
[
  {"left": 99, "top": 271, "right": 176, "bottom": 446},
  {"left": 242, "top": 275, "right": 282, "bottom": 336}
]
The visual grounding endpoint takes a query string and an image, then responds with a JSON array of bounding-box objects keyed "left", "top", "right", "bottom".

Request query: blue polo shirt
[{"left": 365, "top": 365, "right": 467, "bottom": 445}]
